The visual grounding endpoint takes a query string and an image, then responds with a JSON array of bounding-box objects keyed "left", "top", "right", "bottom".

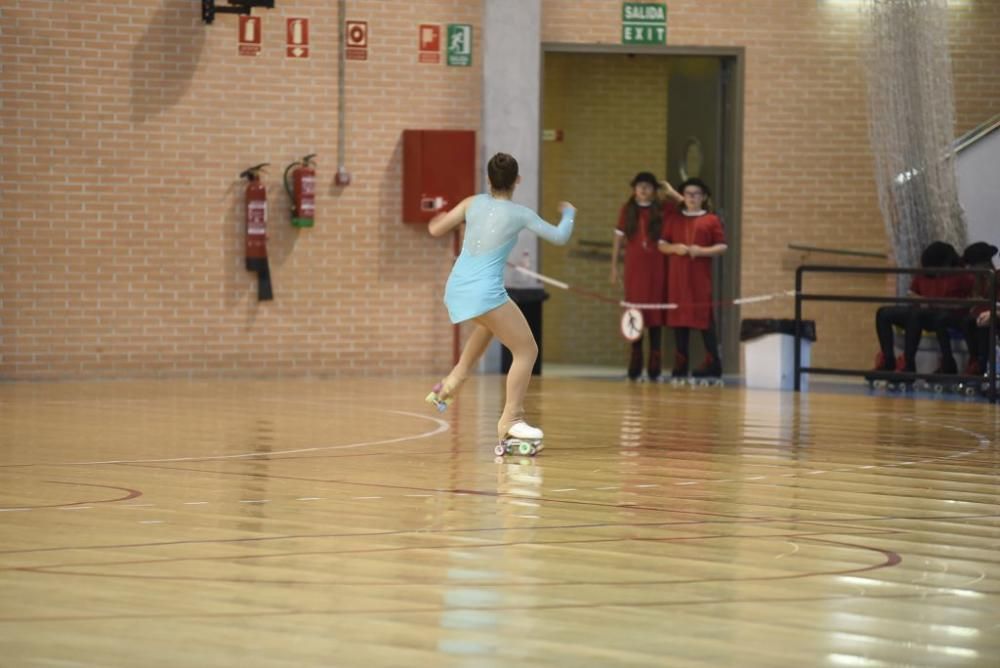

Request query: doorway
[{"left": 539, "top": 45, "right": 744, "bottom": 376}]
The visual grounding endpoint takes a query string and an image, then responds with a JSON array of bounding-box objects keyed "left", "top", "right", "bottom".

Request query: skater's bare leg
[
  {"left": 438, "top": 324, "right": 493, "bottom": 399},
  {"left": 475, "top": 301, "right": 538, "bottom": 440}
]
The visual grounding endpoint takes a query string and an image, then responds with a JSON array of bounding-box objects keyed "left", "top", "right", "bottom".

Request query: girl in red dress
[
  {"left": 658, "top": 178, "right": 728, "bottom": 379},
  {"left": 610, "top": 172, "right": 682, "bottom": 381}
]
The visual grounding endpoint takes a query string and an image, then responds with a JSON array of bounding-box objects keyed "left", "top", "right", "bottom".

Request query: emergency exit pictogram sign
[
  {"left": 419, "top": 24, "right": 441, "bottom": 64},
  {"left": 446, "top": 24, "right": 471, "bottom": 67},
  {"left": 238, "top": 15, "right": 262, "bottom": 56},
  {"left": 287, "top": 18, "right": 309, "bottom": 58}
]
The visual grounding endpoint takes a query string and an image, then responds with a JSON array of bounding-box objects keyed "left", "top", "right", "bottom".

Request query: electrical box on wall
[{"left": 402, "top": 130, "right": 476, "bottom": 224}]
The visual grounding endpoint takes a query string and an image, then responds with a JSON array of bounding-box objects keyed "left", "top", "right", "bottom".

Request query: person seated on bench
[
  {"left": 960, "top": 242, "right": 999, "bottom": 376},
  {"left": 872, "top": 241, "right": 972, "bottom": 376}
]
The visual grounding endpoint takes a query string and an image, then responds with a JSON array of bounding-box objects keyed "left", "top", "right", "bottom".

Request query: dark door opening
[{"left": 540, "top": 47, "right": 743, "bottom": 375}]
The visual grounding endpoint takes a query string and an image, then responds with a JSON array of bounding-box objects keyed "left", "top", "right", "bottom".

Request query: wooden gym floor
[{"left": 0, "top": 377, "right": 998, "bottom": 667}]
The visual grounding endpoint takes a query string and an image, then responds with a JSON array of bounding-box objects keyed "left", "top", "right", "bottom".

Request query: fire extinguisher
[
  {"left": 240, "top": 163, "right": 274, "bottom": 301},
  {"left": 283, "top": 154, "right": 317, "bottom": 228}
]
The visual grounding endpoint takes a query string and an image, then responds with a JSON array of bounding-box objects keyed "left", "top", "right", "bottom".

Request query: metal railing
[
  {"left": 793, "top": 265, "right": 998, "bottom": 402},
  {"left": 954, "top": 113, "right": 1000, "bottom": 154},
  {"left": 786, "top": 243, "right": 888, "bottom": 260}
]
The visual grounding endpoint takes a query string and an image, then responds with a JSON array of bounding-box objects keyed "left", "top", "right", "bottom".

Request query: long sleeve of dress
[{"left": 523, "top": 207, "right": 575, "bottom": 246}]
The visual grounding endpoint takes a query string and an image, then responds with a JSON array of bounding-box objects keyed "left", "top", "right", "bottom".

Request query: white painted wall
[{"left": 957, "top": 124, "right": 1000, "bottom": 251}]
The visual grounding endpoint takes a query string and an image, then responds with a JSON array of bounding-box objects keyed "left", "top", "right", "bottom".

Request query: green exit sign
[{"left": 622, "top": 2, "right": 667, "bottom": 45}]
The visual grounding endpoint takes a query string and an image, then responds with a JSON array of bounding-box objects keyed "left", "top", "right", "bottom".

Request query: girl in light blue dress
[{"left": 425, "top": 153, "right": 575, "bottom": 453}]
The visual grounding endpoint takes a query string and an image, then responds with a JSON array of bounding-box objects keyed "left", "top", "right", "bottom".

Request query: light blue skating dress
[{"left": 444, "top": 194, "right": 575, "bottom": 323}]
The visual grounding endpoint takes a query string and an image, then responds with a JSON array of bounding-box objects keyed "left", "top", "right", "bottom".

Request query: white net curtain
[{"left": 862, "top": 0, "right": 967, "bottom": 287}]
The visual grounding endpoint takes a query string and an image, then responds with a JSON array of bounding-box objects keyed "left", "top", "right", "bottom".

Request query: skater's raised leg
[{"left": 426, "top": 324, "right": 492, "bottom": 410}]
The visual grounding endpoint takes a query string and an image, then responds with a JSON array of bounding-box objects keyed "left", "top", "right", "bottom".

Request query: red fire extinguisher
[
  {"left": 240, "top": 163, "right": 273, "bottom": 301},
  {"left": 283, "top": 154, "right": 317, "bottom": 228}
]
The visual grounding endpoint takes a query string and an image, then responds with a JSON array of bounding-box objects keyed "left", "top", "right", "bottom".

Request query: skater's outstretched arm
[
  {"left": 428, "top": 196, "right": 474, "bottom": 237},
  {"left": 523, "top": 202, "right": 576, "bottom": 246}
]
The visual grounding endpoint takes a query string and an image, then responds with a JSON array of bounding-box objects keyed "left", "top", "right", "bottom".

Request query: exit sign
[{"left": 622, "top": 3, "right": 667, "bottom": 45}]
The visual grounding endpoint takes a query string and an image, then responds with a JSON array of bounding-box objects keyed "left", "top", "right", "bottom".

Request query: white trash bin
[{"left": 741, "top": 319, "right": 816, "bottom": 391}]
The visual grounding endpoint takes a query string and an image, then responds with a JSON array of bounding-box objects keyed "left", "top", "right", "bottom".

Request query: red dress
[
  {"left": 661, "top": 206, "right": 726, "bottom": 329},
  {"left": 616, "top": 203, "right": 668, "bottom": 327}
]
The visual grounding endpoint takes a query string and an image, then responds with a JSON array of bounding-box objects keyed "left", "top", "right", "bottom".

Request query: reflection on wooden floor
[{"left": 0, "top": 377, "right": 998, "bottom": 667}]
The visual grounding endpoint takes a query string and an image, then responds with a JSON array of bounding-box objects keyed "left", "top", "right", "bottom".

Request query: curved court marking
[
  {"left": 5, "top": 408, "right": 448, "bottom": 467},
  {"left": 13, "top": 536, "right": 900, "bottom": 590}
]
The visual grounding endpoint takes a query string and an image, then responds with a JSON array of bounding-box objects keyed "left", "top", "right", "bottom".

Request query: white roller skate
[{"left": 495, "top": 421, "right": 545, "bottom": 457}]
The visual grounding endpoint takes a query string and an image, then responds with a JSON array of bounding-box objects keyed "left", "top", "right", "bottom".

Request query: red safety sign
[
  {"left": 418, "top": 24, "right": 441, "bottom": 64},
  {"left": 287, "top": 18, "right": 309, "bottom": 59},
  {"left": 346, "top": 20, "right": 368, "bottom": 61},
  {"left": 239, "top": 16, "right": 262, "bottom": 57}
]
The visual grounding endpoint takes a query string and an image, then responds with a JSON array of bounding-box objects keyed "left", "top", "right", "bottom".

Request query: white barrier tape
[
  {"left": 621, "top": 301, "right": 679, "bottom": 310},
  {"left": 513, "top": 265, "right": 570, "bottom": 290},
  {"left": 515, "top": 265, "right": 797, "bottom": 311},
  {"left": 732, "top": 290, "right": 798, "bottom": 306},
  {"left": 622, "top": 291, "right": 795, "bottom": 310}
]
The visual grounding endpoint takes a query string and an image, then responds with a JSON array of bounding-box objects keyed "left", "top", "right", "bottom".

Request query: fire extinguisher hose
[
  {"left": 282, "top": 162, "right": 300, "bottom": 201},
  {"left": 246, "top": 257, "right": 274, "bottom": 301}
]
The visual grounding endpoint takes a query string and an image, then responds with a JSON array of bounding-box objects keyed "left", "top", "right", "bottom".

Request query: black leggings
[
  {"left": 963, "top": 314, "right": 996, "bottom": 371},
  {"left": 629, "top": 327, "right": 662, "bottom": 378},
  {"left": 875, "top": 306, "right": 959, "bottom": 370},
  {"left": 673, "top": 321, "right": 720, "bottom": 369}
]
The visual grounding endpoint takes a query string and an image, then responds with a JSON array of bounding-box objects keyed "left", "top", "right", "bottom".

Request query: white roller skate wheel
[{"left": 494, "top": 444, "right": 506, "bottom": 457}]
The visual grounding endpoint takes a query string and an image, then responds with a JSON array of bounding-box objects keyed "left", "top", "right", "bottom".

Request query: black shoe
[
  {"left": 864, "top": 363, "right": 896, "bottom": 383},
  {"left": 692, "top": 355, "right": 722, "bottom": 378},
  {"left": 937, "top": 358, "right": 958, "bottom": 375}
]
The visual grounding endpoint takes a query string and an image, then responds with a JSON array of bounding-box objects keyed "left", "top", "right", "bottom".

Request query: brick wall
[
  {"left": 2, "top": 0, "right": 998, "bottom": 379},
  {"left": 1, "top": 0, "right": 480, "bottom": 379}
]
